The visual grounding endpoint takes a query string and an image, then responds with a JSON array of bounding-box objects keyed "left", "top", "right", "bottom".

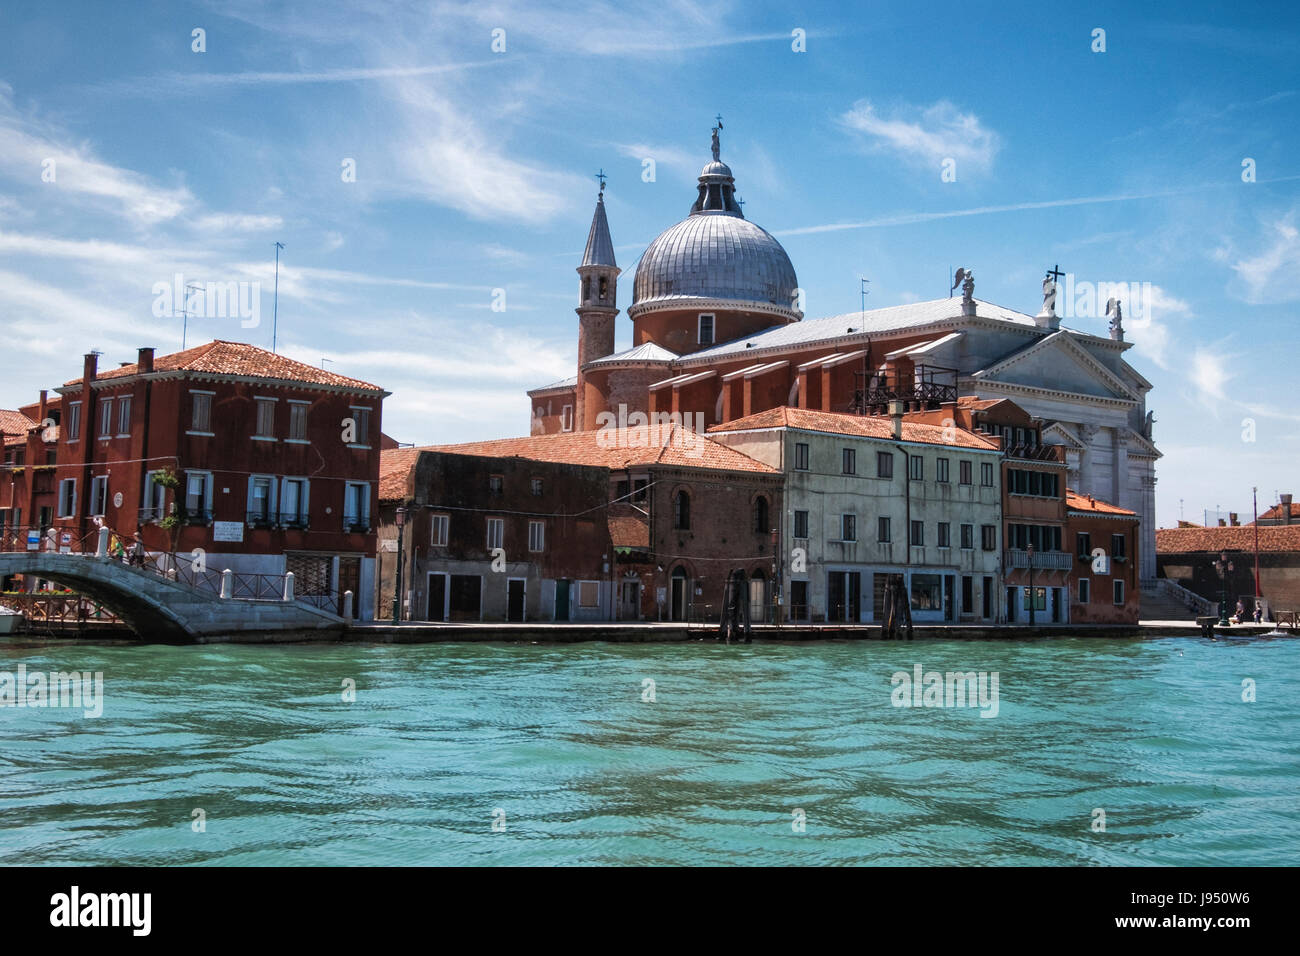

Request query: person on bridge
[{"left": 128, "top": 532, "right": 146, "bottom": 568}]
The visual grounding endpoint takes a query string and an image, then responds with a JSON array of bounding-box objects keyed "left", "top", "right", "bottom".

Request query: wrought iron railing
[{"left": 1003, "top": 549, "right": 1073, "bottom": 570}]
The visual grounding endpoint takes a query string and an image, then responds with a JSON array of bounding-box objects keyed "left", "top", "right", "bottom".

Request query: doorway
[
  {"left": 828, "top": 570, "right": 861, "bottom": 622},
  {"left": 748, "top": 571, "right": 767, "bottom": 624},
  {"left": 426, "top": 572, "right": 448, "bottom": 621},
  {"left": 555, "top": 579, "right": 570, "bottom": 621},
  {"left": 619, "top": 579, "right": 641, "bottom": 620},
  {"left": 506, "top": 578, "right": 526, "bottom": 622},
  {"left": 670, "top": 567, "right": 689, "bottom": 622},
  {"left": 449, "top": 574, "right": 482, "bottom": 622}
]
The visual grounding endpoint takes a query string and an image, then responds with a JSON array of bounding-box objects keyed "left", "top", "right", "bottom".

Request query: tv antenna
[{"left": 272, "top": 241, "right": 285, "bottom": 353}]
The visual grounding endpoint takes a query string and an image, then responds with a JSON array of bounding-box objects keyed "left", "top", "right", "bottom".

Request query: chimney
[
  {"left": 1230, "top": 512, "right": 1239, "bottom": 526},
  {"left": 38, "top": 390, "right": 47, "bottom": 423},
  {"left": 138, "top": 347, "right": 155, "bottom": 374},
  {"left": 83, "top": 352, "right": 98, "bottom": 382},
  {"left": 1218, "top": 518, "right": 1226, "bottom": 527},
  {"left": 1281, "top": 493, "right": 1293, "bottom": 525},
  {"left": 888, "top": 399, "right": 905, "bottom": 439}
]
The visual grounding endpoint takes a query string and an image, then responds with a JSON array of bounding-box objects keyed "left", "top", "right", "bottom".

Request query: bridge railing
[{"left": 0, "top": 525, "right": 341, "bottom": 613}]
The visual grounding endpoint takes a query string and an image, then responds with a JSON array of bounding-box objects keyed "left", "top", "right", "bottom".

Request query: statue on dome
[{"left": 711, "top": 125, "right": 721, "bottom": 162}]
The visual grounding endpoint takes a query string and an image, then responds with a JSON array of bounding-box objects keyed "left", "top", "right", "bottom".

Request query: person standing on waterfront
[{"left": 128, "top": 532, "right": 146, "bottom": 568}]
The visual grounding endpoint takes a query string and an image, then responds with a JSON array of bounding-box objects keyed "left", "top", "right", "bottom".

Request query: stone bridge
[{"left": 0, "top": 552, "right": 345, "bottom": 643}]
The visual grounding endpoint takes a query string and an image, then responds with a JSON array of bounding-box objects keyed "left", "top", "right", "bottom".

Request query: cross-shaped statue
[
  {"left": 1046, "top": 263, "right": 1064, "bottom": 283},
  {"left": 595, "top": 169, "right": 606, "bottom": 195},
  {"left": 715, "top": 113, "right": 724, "bottom": 130}
]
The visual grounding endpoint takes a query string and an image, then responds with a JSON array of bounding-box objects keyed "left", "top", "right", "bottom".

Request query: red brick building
[
  {"left": 1156, "top": 523, "right": 1300, "bottom": 620},
  {"left": 1066, "top": 491, "right": 1140, "bottom": 623},
  {"left": 378, "top": 424, "right": 781, "bottom": 622},
  {"left": 38, "top": 342, "right": 387, "bottom": 617}
]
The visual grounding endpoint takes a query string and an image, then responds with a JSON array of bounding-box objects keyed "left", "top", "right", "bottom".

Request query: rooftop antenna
[
  {"left": 173, "top": 281, "right": 203, "bottom": 350},
  {"left": 272, "top": 241, "right": 285, "bottom": 354},
  {"left": 320, "top": 357, "right": 333, "bottom": 370}
]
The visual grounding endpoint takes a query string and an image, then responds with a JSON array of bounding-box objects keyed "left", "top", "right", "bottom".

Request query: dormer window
[{"left": 698, "top": 313, "right": 715, "bottom": 346}]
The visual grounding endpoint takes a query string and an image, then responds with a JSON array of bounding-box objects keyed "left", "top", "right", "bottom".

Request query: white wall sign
[{"left": 213, "top": 521, "right": 244, "bottom": 543}]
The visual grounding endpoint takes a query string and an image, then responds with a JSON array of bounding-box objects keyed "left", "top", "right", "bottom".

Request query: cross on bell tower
[{"left": 574, "top": 168, "right": 621, "bottom": 430}]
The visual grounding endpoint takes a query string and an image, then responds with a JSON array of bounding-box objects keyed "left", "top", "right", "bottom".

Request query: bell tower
[{"left": 575, "top": 172, "right": 619, "bottom": 430}]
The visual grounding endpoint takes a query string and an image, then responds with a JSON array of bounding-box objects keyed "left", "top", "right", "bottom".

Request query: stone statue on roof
[{"left": 711, "top": 125, "right": 721, "bottom": 162}]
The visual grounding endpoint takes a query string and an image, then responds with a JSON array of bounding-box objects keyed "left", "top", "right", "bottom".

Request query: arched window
[
  {"left": 674, "top": 491, "right": 691, "bottom": 530},
  {"left": 582, "top": 277, "right": 591, "bottom": 301},
  {"left": 598, "top": 275, "right": 608, "bottom": 300},
  {"left": 752, "top": 496, "right": 769, "bottom": 534}
]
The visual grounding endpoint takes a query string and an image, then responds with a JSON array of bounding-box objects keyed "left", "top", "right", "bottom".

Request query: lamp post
[
  {"left": 1214, "top": 550, "right": 1234, "bottom": 627},
  {"left": 1027, "top": 542, "right": 1036, "bottom": 627},
  {"left": 392, "top": 506, "right": 408, "bottom": 623}
]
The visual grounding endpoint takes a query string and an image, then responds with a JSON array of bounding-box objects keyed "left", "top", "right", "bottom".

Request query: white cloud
[
  {"left": 1189, "top": 347, "right": 1229, "bottom": 404},
  {"left": 194, "top": 213, "right": 284, "bottom": 232},
  {"left": 840, "top": 98, "right": 999, "bottom": 172},
  {"left": 1229, "top": 212, "right": 1300, "bottom": 303}
]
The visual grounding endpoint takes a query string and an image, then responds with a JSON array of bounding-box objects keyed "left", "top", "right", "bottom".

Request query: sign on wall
[{"left": 213, "top": 521, "right": 244, "bottom": 543}]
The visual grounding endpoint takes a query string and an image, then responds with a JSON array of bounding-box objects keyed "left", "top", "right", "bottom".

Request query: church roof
[
  {"left": 683, "top": 297, "right": 1035, "bottom": 364},
  {"left": 587, "top": 342, "right": 678, "bottom": 366},
  {"left": 580, "top": 194, "right": 617, "bottom": 269}
]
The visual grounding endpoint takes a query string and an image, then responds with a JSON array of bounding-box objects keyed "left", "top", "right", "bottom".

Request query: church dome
[
  {"left": 631, "top": 214, "right": 800, "bottom": 319},
  {"left": 629, "top": 128, "right": 800, "bottom": 322}
]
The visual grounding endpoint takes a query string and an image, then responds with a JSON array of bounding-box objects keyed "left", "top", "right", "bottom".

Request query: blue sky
[{"left": 1, "top": 0, "right": 1297, "bottom": 528}]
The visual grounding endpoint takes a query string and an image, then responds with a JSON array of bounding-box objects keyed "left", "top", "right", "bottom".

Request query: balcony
[{"left": 1003, "top": 549, "right": 1072, "bottom": 570}]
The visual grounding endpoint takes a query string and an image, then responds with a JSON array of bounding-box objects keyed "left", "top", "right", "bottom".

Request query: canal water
[{"left": 1, "top": 636, "right": 1295, "bottom": 865}]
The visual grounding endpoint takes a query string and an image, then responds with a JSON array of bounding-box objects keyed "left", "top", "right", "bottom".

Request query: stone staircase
[{"left": 1140, "top": 581, "right": 1210, "bottom": 622}]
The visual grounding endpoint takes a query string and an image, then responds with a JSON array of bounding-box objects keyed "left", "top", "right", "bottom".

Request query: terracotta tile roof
[
  {"left": 64, "top": 340, "right": 383, "bottom": 392},
  {"left": 1157, "top": 524, "right": 1300, "bottom": 554},
  {"left": 1253, "top": 501, "right": 1300, "bottom": 523},
  {"left": 1066, "top": 489, "right": 1136, "bottom": 516},
  {"left": 609, "top": 505, "right": 650, "bottom": 549},
  {"left": 0, "top": 409, "right": 37, "bottom": 445},
  {"left": 708, "top": 405, "right": 1000, "bottom": 450},
  {"left": 406, "top": 425, "right": 777, "bottom": 476},
  {"left": 379, "top": 447, "right": 423, "bottom": 502}
]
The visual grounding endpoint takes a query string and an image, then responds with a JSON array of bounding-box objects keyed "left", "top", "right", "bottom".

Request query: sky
[{"left": 0, "top": 0, "right": 1297, "bottom": 529}]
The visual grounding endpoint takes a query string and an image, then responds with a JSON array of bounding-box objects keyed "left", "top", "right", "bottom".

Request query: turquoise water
[{"left": 1, "top": 635, "right": 1296, "bottom": 865}]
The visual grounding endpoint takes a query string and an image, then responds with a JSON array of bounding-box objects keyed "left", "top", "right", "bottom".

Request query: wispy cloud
[
  {"left": 840, "top": 98, "right": 999, "bottom": 173},
  {"left": 1227, "top": 212, "right": 1300, "bottom": 303}
]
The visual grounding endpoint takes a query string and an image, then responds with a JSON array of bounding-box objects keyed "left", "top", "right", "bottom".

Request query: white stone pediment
[{"left": 972, "top": 331, "right": 1139, "bottom": 401}]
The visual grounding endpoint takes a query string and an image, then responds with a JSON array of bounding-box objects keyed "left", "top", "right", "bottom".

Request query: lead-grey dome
[{"left": 630, "top": 214, "right": 801, "bottom": 319}]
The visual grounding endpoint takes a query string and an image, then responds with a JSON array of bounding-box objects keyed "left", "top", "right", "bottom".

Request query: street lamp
[
  {"left": 1214, "top": 550, "right": 1234, "bottom": 627},
  {"left": 393, "top": 506, "right": 408, "bottom": 623}
]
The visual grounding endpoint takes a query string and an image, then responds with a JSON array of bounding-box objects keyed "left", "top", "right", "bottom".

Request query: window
[
  {"left": 190, "top": 391, "right": 213, "bottom": 433},
  {"left": 910, "top": 520, "right": 924, "bottom": 546},
  {"left": 793, "top": 510, "right": 809, "bottom": 539},
  {"left": 909, "top": 455, "right": 924, "bottom": 481},
  {"left": 143, "top": 472, "right": 167, "bottom": 521},
  {"left": 878, "top": 516, "right": 891, "bottom": 542},
  {"left": 561, "top": 405, "right": 574, "bottom": 432},
  {"left": 632, "top": 478, "right": 648, "bottom": 502},
  {"left": 962, "top": 576, "right": 973, "bottom": 614},
  {"left": 698, "top": 313, "right": 715, "bottom": 346},
  {"left": 486, "top": 517, "right": 504, "bottom": 550},
  {"left": 842, "top": 447, "right": 856, "bottom": 475},
  {"left": 185, "top": 471, "right": 213, "bottom": 521},
  {"left": 598, "top": 275, "right": 608, "bottom": 301},
  {"left": 280, "top": 478, "right": 309, "bottom": 527},
  {"left": 98, "top": 399, "right": 113, "bottom": 438},
  {"left": 430, "top": 514, "right": 449, "bottom": 547},
  {"left": 1112, "top": 533, "right": 1127, "bottom": 560},
  {"left": 841, "top": 514, "right": 856, "bottom": 542},
  {"left": 794, "top": 442, "right": 810, "bottom": 471},
  {"left": 981, "top": 524, "right": 996, "bottom": 551},
  {"left": 1076, "top": 532, "right": 1091, "bottom": 559},
  {"left": 578, "top": 581, "right": 600, "bottom": 608},
  {"left": 1113, "top": 579, "right": 1125, "bottom": 605},
  {"left": 1078, "top": 578, "right": 1091, "bottom": 604},
  {"left": 910, "top": 574, "right": 943, "bottom": 612},
  {"left": 528, "top": 520, "right": 545, "bottom": 553},
  {"left": 961, "top": 523, "right": 974, "bottom": 550},
  {"left": 248, "top": 475, "right": 274, "bottom": 522},
  {"left": 489, "top": 475, "right": 503, "bottom": 495},
  {"left": 936, "top": 457, "right": 949, "bottom": 483},
  {"left": 343, "top": 482, "right": 370, "bottom": 530},
  {"left": 288, "top": 401, "right": 309, "bottom": 441},
  {"left": 57, "top": 478, "right": 76, "bottom": 518},
  {"left": 255, "top": 398, "right": 276, "bottom": 438},
  {"left": 66, "top": 402, "right": 81, "bottom": 441},
  {"left": 674, "top": 491, "right": 690, "bottom": 530},
  {"left": 116, "top": 396, "right": 132, "bottom": 436},
  {"left": 864, "top": 452, "right": 887, "bottom": 482},
  {"left": 959, "top": 460, "right": 972, "bottom": 485},
  {"left": 89, "top": 475, "right": 109, "bottom": 516},
  {"left": 531, "top": 478, "right": 544, "bottom": 497},
  {"left": 937, "top": 522, "right": 951, "bottom": 548},
  {"left": 980, "top": 461, "right": 994, "bottom": 486},
  {"left": 348, "top": 407, "right": 371, "bottom": 446},
  {"left": 753, "top": 496, "right": 769, "bottom": 534}
]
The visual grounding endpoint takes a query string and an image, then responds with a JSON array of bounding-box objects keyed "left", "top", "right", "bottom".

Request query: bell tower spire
[{"left": 575, "top": 172, "right": 620, "bottom": 430}]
